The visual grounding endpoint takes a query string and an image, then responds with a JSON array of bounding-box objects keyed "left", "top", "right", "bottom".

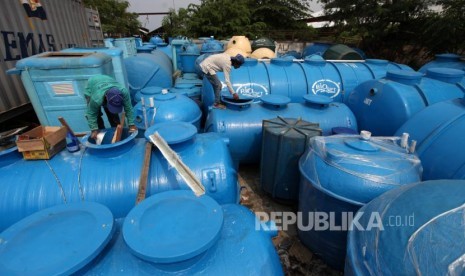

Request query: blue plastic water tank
[
  {"left": 169, "top": 83, "right": 202, "bottom": 99},
  {"left": 61, "top": 47, "right": 129, "bottom": 90},
  {"left": 395, "top": 97, "right": 465, "bottom": 180},
  {"left": 264, "top": 58, "right": 308, "bottom": 102},
  {"left": 155, "top": 43, "right": 173, "bottom": 60},
  {"left": 205, "top": 94, "right": 357, "bottom": 163},
  {"left": 149, "top": 35, "right": 164, "bottom": 46},
  {"left": 113, "top": 37, "right": 137, "bottom": 58},
  {"left": 345, "top": 180, "right": 465, "bottom": 275},
  {"left": 124, "top": 51, "right": 173, "bottom": 99},
  {"left": 260, "top": 118, "right": 322, "bottom": 201},
  {"left": 347, "top": 69, "right": 465, "bottom": 136},
  {"left": 298, "top": 133, "right": 422, "bottom": 269},
  {"left": 133, "top": 93, "right": 202, "bottom": 134},
  {"left": 0, "top": 123, "right": 238, "bottom": 231},
  {"left": 9, "top": 52, "right": 114, "bottom": 132},
  {"left": 134, "top": 86, "right": 164, "bottom": 103},
  {"left": 418, "top": 53, "right": 465, "bottom": 73},
  {"left": 200, "top": 37, "right": 224, "bottom": 54}
]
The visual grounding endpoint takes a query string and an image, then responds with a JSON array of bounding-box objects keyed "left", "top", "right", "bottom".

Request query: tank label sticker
[
  {"left": 364, "top": 98, "right": 373, "bottom": 106},
  {"left": 311, "top": 79, "right": 341, "bottom": 98},
  {"left": 235, "top": 83, "right": 269, "bottom": 98},
  {"left": 49, "top": 81, "right": 75, "bottom": 95}
]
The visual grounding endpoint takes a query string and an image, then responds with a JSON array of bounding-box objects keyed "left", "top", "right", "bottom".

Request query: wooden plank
[{"left": 135, "top": 142, "right": 152, "bottom": 204}]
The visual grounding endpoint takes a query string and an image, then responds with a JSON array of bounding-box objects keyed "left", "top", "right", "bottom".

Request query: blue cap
[
  {"left": 105, "top": 87, "right": 123, "bottom": 114},
  {"left": 233, "top": 54, "right": 245, "bottom": 65}
]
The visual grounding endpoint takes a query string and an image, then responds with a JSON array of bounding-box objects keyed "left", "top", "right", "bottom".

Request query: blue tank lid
[
  {"left": 344, "top": 139, "right": 379, "bottom": 152},
  {"left": 426, "top": 68, "right": 465, "bottom": 83},
  {"left": 261, "top": 94, "right": 291, "bottom": 106},
  {"left": 123, "top": 190, "right": 223, "bottom": 264},
  {"left": 174, "top": 83, "right": 195, "bottom": 89},
  {"left": 145, "top": 121, "right": 197, "bottom": 144},
  {"left": 304, "top": 54, "right": 326, "bottom": 64},
  {"left": 0, "top": 202, "right": 114, "bottom": 275},
  {"left": 332, "top": 127, "right": 358, "bottom": 135},
  {"left": 270, "top": 58, "right": 293, "bottom": 66},
  {"left": 435, "top": 53, "right": 462, "bottom": 60},
  {"left": 386, "top": 70, "right": 423, "bottom": 85},
  {"left": 303, "top": 94, "right": 333, "bottom": 105},
  {"left": 153, "top": 93, "right": 176, "bottom": 101}
]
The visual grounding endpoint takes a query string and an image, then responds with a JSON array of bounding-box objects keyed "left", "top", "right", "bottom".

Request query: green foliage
[
  {"left": 161, "top": 0, "right": 312, "bottom": 40},
  {"left": 82, "top": 0, "right": 140, "bottom": 36}
]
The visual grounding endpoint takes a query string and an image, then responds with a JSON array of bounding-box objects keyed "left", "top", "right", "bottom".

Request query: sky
[{"left": 126, "top": 0, "right": 323, "bottom": 32}]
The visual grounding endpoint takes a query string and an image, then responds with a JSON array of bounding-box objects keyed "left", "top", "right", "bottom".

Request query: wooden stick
[
  {"left": 58, "top": 117, "right": 80, "bottom": 145},
  {"left": 111, "top": 112, "right": 126, "bottom": 143},
  {"left": 135, "top": 142, "right": 152, "bottom": 204}
]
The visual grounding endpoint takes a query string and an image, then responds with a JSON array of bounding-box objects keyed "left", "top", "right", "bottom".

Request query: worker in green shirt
[{"left": 85, "top": 74, "right": 137, "bottom": 139}]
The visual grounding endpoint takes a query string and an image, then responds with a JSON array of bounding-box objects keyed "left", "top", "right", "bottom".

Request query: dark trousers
[
  {"left": 205, "top": 73, "right": 223, "bottom": 104},
  {"left": 97, "top": 106, "right": 120, "bottom": 129}
]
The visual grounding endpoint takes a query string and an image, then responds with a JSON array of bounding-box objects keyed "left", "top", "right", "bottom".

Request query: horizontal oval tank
[
  {"left": 418, "top": 53, "right": 465, "bottom": 73},
  {"left": 396, "top": 97, "right": 465, "bottom": 180},
  {"left": 205, "top": 94, "right": 357, "bottom": 163},
  {"left": 345, "top": 180, "right": 465, "bottom": 275},
  {"left": 347, "top": 69, "right": 465, "bottom": 136},
  {"left": 0, "top": 122, "right": 238, "bottom": 232},
  {"left": 124, "top": 51, "right": 173, "bottom": 100},
  {"left": 298, "top": 133, "right": 422, "bottom": 269}
]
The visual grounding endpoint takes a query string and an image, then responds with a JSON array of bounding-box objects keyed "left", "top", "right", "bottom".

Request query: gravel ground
[{"left": 238, "top": 164, "right": 342, "bottom": 276}]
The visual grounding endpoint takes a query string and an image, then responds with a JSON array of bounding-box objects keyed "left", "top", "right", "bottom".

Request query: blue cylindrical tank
[
  {"left": 347, "top": 69, "right": 465, "bottom": 136},
  {"left": 205, "top": 94, "right": 357, "bottom": 163},
  {"left": 0, "top": 123, "right": 238, "bottom": 232},
  {"left": 298, "top": 133, "right": 422, "bottom": 269},
  {"left": 260, "top": 118, "right": 322, "bottom": 201},
  {"left": 302, "top": 42, "right": 334, "bottom": 57},
  {"left": 133, "top": 93, "right": 202, "bottom": 133},
  {"left": 418, "top": 53, "right": 465, "bottom": 73},
  {"left": 264, "top": 58, "right": 308, "bottom": 102},
  {"left": 201, "top": 58, "right": 269, "bottom": 112},
  {"left": 124, "top": 51, "right": 173, "bottom": 99},
  {"left": 345, "top": 180, "right": 465, "bottom": 275},
  {"left": 395, "top": 97, "right": 465, "bottom": 180}
]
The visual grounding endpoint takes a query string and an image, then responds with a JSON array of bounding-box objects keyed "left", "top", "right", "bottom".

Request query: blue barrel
[
  {"left": 0, "top": 123, "right": 238, "bottom": 231},
  {"left": 133, "top": 93, "right": 202, "bottom": 134},
  {"left": 396, "top": 97, "right": 465, "bottom": 180},
  {"left": 347, "top": 69, "right": 465, "bottom": 136},
  {"left": 345, "top": 180, "right": 465, "bottom": 275},
  {"left": 260, "top": 118, "right": 321, "bottom": 201},
  {"left": 205, "top": 94, "right": 357, "bottom": 164},
  {"left": 8, "top": 52, "right": 113, "bottom": 132},
  {"left": 418, "top": 53, "right": 465, "bottom": 73},
  {"left": 302, "top": 42, "right": 334, "bottom": 57},
  {"left": 124, "top": 51, "right": 173, "bottom": 99},
  {"left": 61, "top": 47, "right": 129, "bottom": 90},
  {"left": 298, "top": 133, "right": 422, "bottom": 269}
]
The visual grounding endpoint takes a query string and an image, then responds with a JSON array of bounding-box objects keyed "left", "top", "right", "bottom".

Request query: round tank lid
[
  {"left": 153, "top": 93, "right": 176, "bottom": 101},
  {"left": 304, "top": 94, "right": 333, "bottom": 105},
  {"left": 0, "top": 202, "right": 114, "bottom": 275},
  {"left": 174, "top": 83, "right": 195, "bottom": 89},
  {"left": 386, "top": 70, "right": 423, "bottom": 80},
  {"left": 366, "top": 59, "right": 389, "bottom": 65},
  {"left": 344, "top": 139, "right": 379, "bottom": 152},
  {"left": 141, "top": 86, "right": 163, "bottom": 95},
  {"left": 145, "top": 121, "right": 197, "bottom": 144},
  {"left": 123, "top": 190, "right": 223, "bottom": 264},
  {"left": 426, "top": 68, "right": 465, "bottom": 79},
  {"left": 270, "top": 58, "right": 293, "bottom": 65},
  {"left": 261, "top": 94, "right": 291, "bottom": 106},
  {"left": 304, "top": 54, "right": 326, "bottom": 64}
]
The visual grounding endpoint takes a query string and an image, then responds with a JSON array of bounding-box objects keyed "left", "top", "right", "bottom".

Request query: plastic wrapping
[
  {"left": 345, "top": 180, "right": 465, "bottom": 275},
  {"left": 300, "top": 135, "right": 422, "bottom": 204}
]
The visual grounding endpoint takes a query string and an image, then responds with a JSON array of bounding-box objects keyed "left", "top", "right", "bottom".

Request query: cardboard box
[{"left": 16, "top": 126, "right": 67, "bottom": 160}]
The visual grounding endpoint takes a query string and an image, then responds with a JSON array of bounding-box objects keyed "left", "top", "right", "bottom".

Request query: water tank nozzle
[
  {"left": 401, "top": 133, "right": 409, "bottom": 148},
  {"left": 360, "top": 130, "right": 371, "bottom": 140},
  {"left": 409, "top": 140, "right": 417, "bottom": 154}
]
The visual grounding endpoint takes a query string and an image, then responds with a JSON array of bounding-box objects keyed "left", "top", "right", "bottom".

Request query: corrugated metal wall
[{"left": 0, "top": 0, "right": 99, "bottom": 122}]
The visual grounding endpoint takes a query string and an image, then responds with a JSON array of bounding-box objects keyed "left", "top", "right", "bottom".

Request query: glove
[
  {"left": 233, "top": 93, "right": 239, "bottom": 100},
  {"left": 129, "top": 125, "right": 138, "bottom": 132},
  {"left": 91, "top": 130, "right": 99, "bottom": 140}
]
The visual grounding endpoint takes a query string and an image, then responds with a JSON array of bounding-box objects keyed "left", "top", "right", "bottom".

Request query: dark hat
[
  {"left": 105, "top": 87, "right": 124, "bottom": 114},
  {"left": 232, "top": 54, "right": 245, "bottom": 65}
]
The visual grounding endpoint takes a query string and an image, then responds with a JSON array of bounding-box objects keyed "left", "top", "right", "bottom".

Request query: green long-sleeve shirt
[{"left": 85, "top": 74, "right": 134, "bottom": 130}]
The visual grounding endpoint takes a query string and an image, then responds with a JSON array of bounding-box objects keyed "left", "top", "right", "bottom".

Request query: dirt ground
[{"left": 238, "top": 164, "right": 342, "bottom": 276}]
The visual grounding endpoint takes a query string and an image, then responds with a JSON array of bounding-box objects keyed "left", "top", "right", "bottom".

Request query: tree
[{"left": 82, "top": 0, "right": 140, "bottom": 36}]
